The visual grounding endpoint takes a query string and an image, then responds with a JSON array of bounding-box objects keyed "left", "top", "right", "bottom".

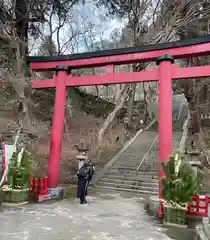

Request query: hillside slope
[{"left": 0, "top": 85, "right": 126, "bottom": 183}]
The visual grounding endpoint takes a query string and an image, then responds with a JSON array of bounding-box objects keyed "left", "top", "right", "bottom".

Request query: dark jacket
[
  {"left": 77, "top": 166, "right": 88, "bottom": 179},
  {"left": 76, "top": 166, "right": 88, "bottom": 198}
]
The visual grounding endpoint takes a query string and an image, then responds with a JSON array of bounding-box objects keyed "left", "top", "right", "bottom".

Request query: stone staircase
[
  {"left": 94, "top": 94, "right": 188, "bottom": 195},
  {"left": 96, "top": 130, "right": 157, "bottom": 194},
  {"left": 95, "top": 130, "right": 182, "bottom": 195}
]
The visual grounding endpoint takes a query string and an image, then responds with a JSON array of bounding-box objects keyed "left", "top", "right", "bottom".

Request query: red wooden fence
[{"left": 187, "top": 196, "right": 209, "bottom": 217}]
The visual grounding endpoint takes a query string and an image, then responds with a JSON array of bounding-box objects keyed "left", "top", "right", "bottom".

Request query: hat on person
[{"left": 75, "top": 154, "right": 88, "bottom": 160}]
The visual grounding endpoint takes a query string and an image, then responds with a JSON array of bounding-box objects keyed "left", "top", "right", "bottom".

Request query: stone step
[
  {"left": 112, "top": 165, "right": 158, "bottom": 171},
  {"left": 106, "top": 172, "right": 158, "bottom": 180},
  {"left": 100, "top": 178, "right": 134, "bottom": 185},
  {"left": 113, "top": 163, "right": 156, "bottom": 169},
  {"left": 139, "top": 167, "right": 159, "bottom": 172},
  {"left": 111, "top": 166, "right": 138, "bottom": 171},
  {"left": 134, "top": 179, "right": 159, "bottom": 187},
  {"left": 114, "top": 160, "right": 146, "bottom": 165},
  {"left": 113, "top": 165, "right": 141, "bottom": 169},
  {"left": 0, "top": 111, "right": 12, "bottom": 116},
  {"left": 113, "top": 162, "right": 153, "bottom": 168},
  {"left": 105, "top": 174, "right": 158, "bottom": 180},
  {"left": 98, "top": 181, "right": 158, "bottom": 191},
  {"left": 115, "top": 154, "right": 156, "bottom": 163},
  {"left": 104, "top": 174, "right": 159, "bottom": 181},
  {"left": 94, "top": 185, "right": 158, "bottom": 195},
  {"left": 100, "top": 178, "right": 159, "bottom": 187},
  {"left": 109, "top": 168, "right": 158, "bottom": 175}
]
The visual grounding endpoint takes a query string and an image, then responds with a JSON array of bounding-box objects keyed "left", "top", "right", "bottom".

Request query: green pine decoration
[
  {"left": 161, "top": 153, "right": 203, "bottom": 225},
  {"left": 1, "top": 147, "right": 33, "bottom": 203},
  {"left": 161, "top": 153, "right": 203, "bottom": 208},
  {"left": 6, "top": 148, "right": 32, "bottom": 189}
]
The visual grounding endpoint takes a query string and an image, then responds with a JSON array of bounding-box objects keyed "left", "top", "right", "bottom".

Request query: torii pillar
[
  {"left": 156, "top": 54, "right": 174, "bottom": 216},
  {"left": 48, "top": 66, "right": 68, "bottom": 188}
]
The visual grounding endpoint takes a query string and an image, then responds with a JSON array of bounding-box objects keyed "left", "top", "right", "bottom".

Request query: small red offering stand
[{"left": 29, "top": 177, "right": 51, "bottom": 202}]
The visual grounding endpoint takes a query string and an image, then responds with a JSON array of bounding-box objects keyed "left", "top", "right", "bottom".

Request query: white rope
[{"left": 0, "top": 167, "right": 7, "bottom": 188}]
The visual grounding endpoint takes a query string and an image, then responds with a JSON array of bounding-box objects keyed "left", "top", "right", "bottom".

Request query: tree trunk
[
  {"left": 15, "top": 0, "right": 28, "bottom": 63},
  {"left": 115, "top": 84, "right": 122, "bottom": 100},
  {"left": 95, "top": 86, "right": 99, "bottom": 97},
  {"left": 143, "top": 82, "right": 148, "bottom": 123},
  {"left": 10, "top": 0, "right": 32, "bottom": 134},
  {"left": 97, "top": 85, "right": 130, "bottom": 150},
  {"left": 147, "top": 83, "right": 156, "bottom": 119},
  {"left": 64, "top": 91, "right": 72, "bottom": 133},
  {"left": 136, "top": 82, "right": 148, "bottom": 130},
  {"left": 127, "top": 84, "right": 136, "bottom": 128}
]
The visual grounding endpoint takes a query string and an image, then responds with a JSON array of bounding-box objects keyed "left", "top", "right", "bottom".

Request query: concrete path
[{"left": 0, "top": 192, "right": 194, "bottom": 240}]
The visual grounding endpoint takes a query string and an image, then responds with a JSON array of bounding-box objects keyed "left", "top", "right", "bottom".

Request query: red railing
[
  {"left": 187, "top": 196, "right": 209, "bottom": 217},
  {"left": 30, "top": 177, "right": 49, "bottom": 195}
]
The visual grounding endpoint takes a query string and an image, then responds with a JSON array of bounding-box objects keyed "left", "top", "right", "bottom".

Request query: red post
[
  {"left": 156, "top": 54, "right": 174, "bottom": 217},
  {"left": 30, "top": 177, "right": 36, "bottom": 192},
  {"left": 48, "top": 66, "right": 68, "bottom": 188},
  {"left": 1, "top": 141, "right": 6, "bottom": 184},
  {"left": 41, "top": 177, "right": 48, "bottom": 194},
  {"left": 37, "top": 178, "right": 41, "bottom": 194}
]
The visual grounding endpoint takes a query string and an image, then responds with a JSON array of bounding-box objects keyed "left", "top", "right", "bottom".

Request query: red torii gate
[{"left": 28, "top": 35, "right": 210, "bottom": 215}]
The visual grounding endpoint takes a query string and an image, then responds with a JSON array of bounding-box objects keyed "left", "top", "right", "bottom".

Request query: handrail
[
  {"left": 136, "top": 97, "right": 188, "bottom": 173},
  {"left": 136, "top": 134, "right": 158, "bottom": 171},
  {"left": 178, "top": 112, "right": 190, "bottom": 153},
  {"left": 177, "top": 100, "right": 184, "bottom": 121}
]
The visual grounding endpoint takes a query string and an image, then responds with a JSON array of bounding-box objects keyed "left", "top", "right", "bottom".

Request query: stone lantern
[
  {"left": 187, "top": 149, "right": 202, "bottom": 170},
  {"left": 75, "top": 154, "right": 88, "bottom": 170},
  {"left": 187, "top": 149, "right": 205, "bottom": 229},
  {"left": 75, "top": 143, "right": 89, "bottom": 170}
]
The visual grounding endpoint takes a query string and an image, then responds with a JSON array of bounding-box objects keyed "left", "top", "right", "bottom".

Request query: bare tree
[
  {"left": 0, "top": 29, "right": 33, "bottom": 133},
  {"left": 94, "top": 0, "right": 210, "bottom": 151},
  {"left": 0, "top": 0, "right": 87, "bottom": 136}
]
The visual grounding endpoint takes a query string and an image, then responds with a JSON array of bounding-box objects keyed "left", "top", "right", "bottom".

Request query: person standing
[
  {"left": 76, "top": 163, "right": 89, "bottom": 204},
  {"left": 85, "top": 160, "right": 95, "bottom": 196}
]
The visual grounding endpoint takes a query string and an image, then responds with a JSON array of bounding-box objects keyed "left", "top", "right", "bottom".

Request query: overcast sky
[
  {"left": 29, "top": 1, "right": 125, "bottom": 55},
  {"left": 79, "top": 1, "right": 123, "bottom": 37}
]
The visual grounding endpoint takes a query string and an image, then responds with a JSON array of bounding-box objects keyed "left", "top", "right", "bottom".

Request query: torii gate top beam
[{"left": 28, "top": 35, "right": 210, "bottom": 71}]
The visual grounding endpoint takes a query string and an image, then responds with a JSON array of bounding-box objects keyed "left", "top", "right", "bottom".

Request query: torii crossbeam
[{"left": 28, "top": 35, "right": 210, "bottom": 216}]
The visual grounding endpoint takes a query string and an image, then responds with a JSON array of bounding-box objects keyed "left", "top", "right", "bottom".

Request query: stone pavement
[{"left": 0, "top": 192, "right": 194, "bottom": 240}]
